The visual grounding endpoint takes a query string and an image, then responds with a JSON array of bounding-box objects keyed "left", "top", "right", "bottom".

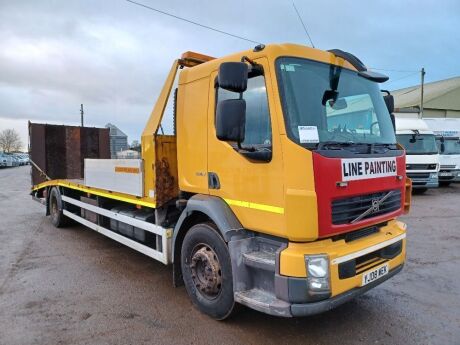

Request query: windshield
[
  {"left": 397, "top": 134, "right": 438, "bottom": 154},
  {"left": 436, "top": 137, "right": 460, "bottom": 155},
  {"left": 276, "top": 57, "right": 396, "bottom": 147}
]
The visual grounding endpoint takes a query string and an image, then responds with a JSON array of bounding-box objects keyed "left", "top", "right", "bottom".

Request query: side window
[{"left": 217, "top": 75, "right": 272, "bottom": 146}]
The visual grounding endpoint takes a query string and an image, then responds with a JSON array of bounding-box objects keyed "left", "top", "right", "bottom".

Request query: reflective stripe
[
  {"left": 331, "top": 233, "right": 406, "bottom": 265},
  {"left": 224, "top": 198, "right": 284, "bottom": 214},
  {"left": 32, "top": 181, "right": 156, "bottom": 209}
]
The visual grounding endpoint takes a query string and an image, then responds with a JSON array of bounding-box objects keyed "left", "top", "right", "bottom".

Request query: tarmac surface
[{"left": 0, "top": 166, "right": 459, "bottom": 345}]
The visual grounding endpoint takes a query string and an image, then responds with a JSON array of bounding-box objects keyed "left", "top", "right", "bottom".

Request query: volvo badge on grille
[
  {"left": 371, "top": 198, "right": 380, "bottom": 213},
  {"left": 351, "top": 191, "right": 394, "bottom": 224}
]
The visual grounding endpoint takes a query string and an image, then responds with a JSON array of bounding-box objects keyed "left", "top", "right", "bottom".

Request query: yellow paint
[
  {"left": 32, "top": 180, "right": 156, "bottom": 208},
  {"left": 141, "top": 59, "right": 180, "bottom": 207},
  {"left": 204, "top": 57, "right": 286, "bottom": 238},
  {"left": 173, "top": 44, "right": 358, "bottom": 241},
  {"left": 176, "top": 74, "right": 209, "bottom": 195},
  {"left": 279, "top": 220, "right": 406, "bottom": 297}
]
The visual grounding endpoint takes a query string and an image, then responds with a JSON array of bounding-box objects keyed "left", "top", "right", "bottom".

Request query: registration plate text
[{"left": 361, "top": 263, "right": 389, "bottom": 286}]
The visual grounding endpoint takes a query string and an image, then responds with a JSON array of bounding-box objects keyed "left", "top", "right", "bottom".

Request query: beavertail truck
[{"left": 31, "top": 44, "right": 411, "bottom": 319}]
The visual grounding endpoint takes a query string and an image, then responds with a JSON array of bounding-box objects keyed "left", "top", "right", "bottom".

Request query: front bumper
[
  {"left": 270, "top": 221, "right": 406, "bottom": 316},
  {"left": 439, "top": 169, "right": 460, "bottom": 182},
  {"left": 290, "top": 264, "right": 403, "bottom": 316},
  {"left": 232, "top": 221, "right": 406, "bottom": 318},
  {"left": 407, "top": 171, "right": 438, "bottom": 189}
]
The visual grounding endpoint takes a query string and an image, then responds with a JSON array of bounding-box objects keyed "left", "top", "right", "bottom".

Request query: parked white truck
[
  {"left": 424, "top": 118, "right": 460, "bottom": 186},
  {"left": 395, "top": 118, "right": 439, "bottom": 192}
]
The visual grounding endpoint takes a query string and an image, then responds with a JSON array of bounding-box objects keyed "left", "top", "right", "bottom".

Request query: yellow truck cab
[{"left": 31, "top": 43, "right": 410, "bottom": 319}]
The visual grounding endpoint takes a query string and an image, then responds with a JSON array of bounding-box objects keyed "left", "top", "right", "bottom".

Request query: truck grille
[
  {"left": 441, "top": 165, "right": 456, "bottom": 169},
  {"left": 406, "top": 164, "right": 436, "bottom": 170},
  {"left": 407, "top": 172, "right": 430, "bottom": 179},
  {"left": 331, "top": 190, "right": 402, "bottom": 225}
]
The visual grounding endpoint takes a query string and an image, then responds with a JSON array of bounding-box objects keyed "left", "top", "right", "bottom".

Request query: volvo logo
[
  {"left": 351, "top": 191, "right": 394, "bottom": 224},
  {"left": 371, "top": 198, "right": 380, "bottom": 213}
]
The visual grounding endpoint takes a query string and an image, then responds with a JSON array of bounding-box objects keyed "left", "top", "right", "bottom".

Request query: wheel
[
  {"left": 181, "top": 223, "right": 236, "bottom": 320},
  {"left": 413, "top": 188, "right": 427, "bottom": 194},
  {"left": 439, "top": 181, "right": 451, "bottom": 187},
  {"left": 49, "top": 187, "right": 69, "bottom": 228}
]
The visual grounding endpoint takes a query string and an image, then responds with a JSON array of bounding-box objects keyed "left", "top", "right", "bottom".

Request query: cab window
[{"left": 217, "top": 75, "right": 272, "bottom": 147}]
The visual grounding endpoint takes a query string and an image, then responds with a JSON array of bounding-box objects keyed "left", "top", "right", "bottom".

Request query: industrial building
[
  {"left": 392, "top": 76, "right": 460, "bottom": 118},
  {"left": 105, "top": 123, "right": 128, "bottom": 158}
]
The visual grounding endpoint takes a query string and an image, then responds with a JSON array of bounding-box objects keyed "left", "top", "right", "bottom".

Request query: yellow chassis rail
[{"left": 32, "top": 180, "right": 157, "bottom": 209}]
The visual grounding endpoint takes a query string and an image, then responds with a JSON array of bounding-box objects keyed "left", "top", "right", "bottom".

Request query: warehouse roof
[{"left": 392, "top": 76, "right": 460, "bottom": 111}]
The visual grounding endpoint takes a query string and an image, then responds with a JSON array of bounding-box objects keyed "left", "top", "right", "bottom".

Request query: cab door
[{"left": 207, "top": 57, "right": 285, "bottom": 237}]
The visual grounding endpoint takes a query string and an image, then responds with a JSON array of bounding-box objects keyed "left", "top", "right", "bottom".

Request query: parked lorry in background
[
  {"left": 395, "top": 118, "right": 439, "bottom": 193},
  {"left": 31, "top": 44, "right": 410, "bottom": 319},
  {"left": 424, "top": 118, "right": 460, "bottom": 186}
]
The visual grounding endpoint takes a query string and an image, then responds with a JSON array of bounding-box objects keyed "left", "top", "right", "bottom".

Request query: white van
[
  {"left": 424, "top": 118, "right": 460, "bottom": 186},
  {"left": 395, "top": 118, "right": 439, "bottom": 192}
]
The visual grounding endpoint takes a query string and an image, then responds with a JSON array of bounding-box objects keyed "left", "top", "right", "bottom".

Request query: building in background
[
  {"left": 116, "top": 149, "right": 140, "bottom": 159},
  {"left": 392, "top": 76, "right": 460, "bottom": 118},
  {"left": 105, "top": 123, "right": 128, "bottom": 158}
]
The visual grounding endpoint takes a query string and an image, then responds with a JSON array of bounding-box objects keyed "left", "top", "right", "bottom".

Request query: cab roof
[{"left": 178, "top": 43, "right": 358, "bottom": 84}]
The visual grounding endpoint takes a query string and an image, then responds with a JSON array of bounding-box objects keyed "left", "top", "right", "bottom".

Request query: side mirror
[
  {"left": 440, "top": 143, "right": 445, "bottom": 153},
  {"left": 383, "top": 94, "right": 394, "bottom": 114},
  {"left": 329, "top": 97, "right": 348, "bottom": 110},
  {"left": 390, "top": 113, "right": 396, "bottom": 131},
  {"left": 218, "top": 62, "right": 248, "bottom": 93},
  {"left": 216, "top": 99, "right": 246, "bottom": 142}
]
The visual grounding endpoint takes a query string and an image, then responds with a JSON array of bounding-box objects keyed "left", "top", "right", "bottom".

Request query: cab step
[
  {"left": 242, "top": 250, "right": 276, "bottom": 272},
  {"left": 234, "top": 289, "right": 291, "bottom": 317}
]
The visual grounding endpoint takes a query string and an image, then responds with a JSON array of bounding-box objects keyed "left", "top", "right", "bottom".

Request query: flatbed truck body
[{"left": 31, "top": 44, "right": 410, "bottom": 319}]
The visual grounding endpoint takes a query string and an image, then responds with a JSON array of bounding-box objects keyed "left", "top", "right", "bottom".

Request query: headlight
[
  {"left": 307, "top": 256, "right": 328, "bottom": 278},
  {"left": 305, "top": 254, "right": 330, "bottom": 293}
]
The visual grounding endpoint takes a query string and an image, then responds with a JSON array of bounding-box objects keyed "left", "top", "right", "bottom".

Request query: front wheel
[
  {"left": 439, "top": 181, "right": 451, "bottom": 187},
  {"left": 181, "top": 223, "right": 236, "bottom": 320}
]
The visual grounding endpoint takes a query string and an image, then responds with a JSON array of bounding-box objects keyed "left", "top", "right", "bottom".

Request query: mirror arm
[{"left": 241, "top": 55, "right": 256, "bottom": 66}]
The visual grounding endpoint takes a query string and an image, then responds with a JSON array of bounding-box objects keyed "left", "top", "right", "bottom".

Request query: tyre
[
  {"left": 49, "top": 187, "right": 69, "bottom": 228},
  {"left": 439, "top": 181, "right": 451, "bottom": 187},
  {"left": 181, "top": 222, "right": 236, "bottom": 320},
  {"left": 413, "top": 188, "right": 427, "bottom": 194}
]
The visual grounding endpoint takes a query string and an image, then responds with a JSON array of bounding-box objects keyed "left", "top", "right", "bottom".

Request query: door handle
[{"left": 208, "top": 172, "right": 220, "bottom": 189}]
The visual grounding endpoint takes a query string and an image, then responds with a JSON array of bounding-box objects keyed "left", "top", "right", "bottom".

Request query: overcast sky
[{"left": 1, "top": 0, "right": 459, "bottom": 149}]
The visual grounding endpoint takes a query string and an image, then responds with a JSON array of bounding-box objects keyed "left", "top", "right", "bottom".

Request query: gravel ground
[{"left": 0, "top": 166, "right": 459, "bottom": 345}]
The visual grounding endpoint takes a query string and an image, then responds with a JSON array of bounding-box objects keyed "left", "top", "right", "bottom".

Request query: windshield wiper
[{"left": 317, "top": 141, "right": 356, "bottom": 150}]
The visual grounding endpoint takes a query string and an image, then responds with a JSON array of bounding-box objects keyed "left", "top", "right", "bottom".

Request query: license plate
[
  {"left": 439, "top": 172, "right": 453, "bottom": 177},
  {"left": 361, "top": 263, "right": 389, "bottom": 286}
]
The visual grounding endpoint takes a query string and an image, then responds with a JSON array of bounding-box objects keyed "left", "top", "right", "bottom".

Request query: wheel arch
[{"left": 172, "top": 194, "right": 245, "bottom": 286}]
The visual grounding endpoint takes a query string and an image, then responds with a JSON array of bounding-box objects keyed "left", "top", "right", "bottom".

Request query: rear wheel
[
  {"left": 181, "top": 223, "right": 236, "bottom": 320},
  {"left": 49, "top": 187, "right": 69, "bottom": 228}
]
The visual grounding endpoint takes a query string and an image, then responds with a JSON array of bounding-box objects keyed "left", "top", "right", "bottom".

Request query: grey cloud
[{"left": 0, "top": 0, "right": 459, "bottom": 144}]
